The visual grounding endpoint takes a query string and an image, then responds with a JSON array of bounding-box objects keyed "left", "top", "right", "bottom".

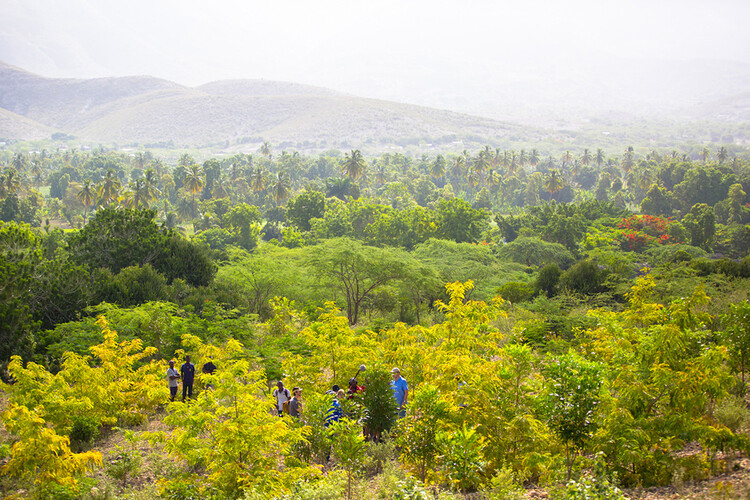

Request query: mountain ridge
[{"left": 0, "top": 62, "right": 529, "bottom": 150}]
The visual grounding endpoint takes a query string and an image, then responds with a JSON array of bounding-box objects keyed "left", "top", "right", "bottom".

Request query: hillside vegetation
[{"left": 2, "top": 142, "right": 750, "bottom": 498}]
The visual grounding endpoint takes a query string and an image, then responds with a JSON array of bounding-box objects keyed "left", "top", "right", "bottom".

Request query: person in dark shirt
[
  {"left": 180, "top": 355, "right": 195, "bottom": 402},
  {"left": 202, "top": 359, "right": 216, "bottom": 374},
  {"left": 289, "top": 387, "right": 303, "bottom": 418},
  {"left": 202, "top": 359, "right": 217, "bottom": 390}
]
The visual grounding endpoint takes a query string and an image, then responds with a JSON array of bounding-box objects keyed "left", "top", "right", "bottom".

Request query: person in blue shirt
[
  {"left": 391, "top": 367, "right": 408, "bottom": 418},
  {"left": 180, "top": 355, "right": 195, "bottom": 402},
  {"left": 325, "top": 385, "right": 344, "bottom": 426}
]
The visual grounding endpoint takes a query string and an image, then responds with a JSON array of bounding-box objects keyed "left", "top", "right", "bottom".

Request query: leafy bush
[
  {"left": 551, "top": 454, "right": 625, "bottom": 500},
  {"left": 392, "top": 476, "right": 431, "bottom": 499},
  {"left": 361, "top": 365, "right": 399, "bottom": 440},
  {"left": 496, "top": 281, "right": 535, "bottom": 303},
  {"left": 482, "top": 468, "right": 526, "bottom": 500},
  {"left": 68, "top": 415, "right": 100, "bottom": 448},
  {"left": 560, "top": 260, "right": 609, "bottom": 296},
  {"left": 436, "top": 426, "right": 486, "bottom": 492}
]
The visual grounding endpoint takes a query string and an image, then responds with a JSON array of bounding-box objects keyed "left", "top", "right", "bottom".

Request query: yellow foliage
[{"left": 2, "top": 405, "right": 102, "bottom": 488}]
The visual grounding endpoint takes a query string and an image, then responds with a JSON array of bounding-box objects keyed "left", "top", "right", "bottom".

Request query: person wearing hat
[
  {"left": 391, "top": 367, "right": 408, "bottom": 418},
  {"left": 347, "top": 377, "right": 363, "bottom": 399},
  {"left": 289, "top": 387, "right": 303, "bottom": 418}
]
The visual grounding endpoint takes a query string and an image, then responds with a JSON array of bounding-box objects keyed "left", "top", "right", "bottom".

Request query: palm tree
[
  {"left": 76, "top": 179, "right": 96, "bottom": 224},
  {"left": 571, "top": 159, "right": 582, "bottom": 178},
  {"left": 717, "top": 146, "right": 728, "bottom": 164},
  {"left": 178, "top": 153, "right": 196, "bottom": 168},
  {"left": 501, "top": 150, "right": 512, "bottom": 170},
  {"left": 561, "top": 151, "right": 573, "bottom": 169},
  {"left": 30, "top": 160, "right": 43, "bottom": 186},
  {"left": 260, "top": 141, "right": 272, "bottom": 159},
  {"left": 581, "top": 149, "right": 592, "bottom": 166},
  {"left": 251, "top": 167, "right": 266, "bottom": 193},
  {"left": 529, "top": 149, "right": 540, "bottom": 170},
  {"left": 595, "top": 149, "right": 606, "bottom": 168},
  {"left": 177, "top": 197, "right": 199, "bottom": 222},
  {"left": 341, "top": 149, "right": 366, "bottom": 181},
  {"left": 212, "top": 174, "right": 229, "bottom": 199},
  {"left": 518, "top": 149, "right": 528, "bottom": 170},
  {"left": 699, "top": 147, "right": 711, "bottom": 164},
  {"left": 271, "top": 171, "right": 291, "bottom": 206},
  {"left": 11, "top": 153, "right": 26, "bottom": 172},
  {"left": 430, "top": 155, "right": 446, "bottom": 177},
  {"left": 466, "top": 169, "right": 478, "bottom": 192},
  {"left": 121, "top": 179, "right": 152, "bottom": 209},
  {"left": 144, "top": 169, "right": 162, "bottom": 203},
  {"left": 544, "top": 169, "right": 565, "bottom": 201},
  {"left": 451, "top": 155, "right": 466, "bottom": 179},
  {"left": 2, "top": 168, "right": 21, "bottom": 196},
  {"left": 473, "top": 153, "right": 489, "bottom": 178},
  {"left": 183, "top": 164, "right": 204, "bottom": 201},
  {"left": 637, "top": 168, "right": 654, "bottom": 195},
  {"left": 487, "top": 169, "right": 500, "bottom": 193},
  {"left": 374, "top": 164, "right": 388, "bottom": 187},
  {"left": 97, "top": 170, "right": 121, "bottom": 207},
  {"left": 508, "top": 153, "right": 518, "bottom": 176},
  {"left": 648, "top": 150, "right": 662, "bottom": 162},
  {"left": 546, "top": 156, "right": 555, "bottom": 171},
  {"left": 621, "top": 146, "right": 635, "bottom": 173},
  {"left": 160, "top": 212, "right": 186, "bottom": 235}
]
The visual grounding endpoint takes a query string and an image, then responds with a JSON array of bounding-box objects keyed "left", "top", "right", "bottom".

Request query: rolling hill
[{"left": 0, "top": 62, "right": 532, "bottom": 151}]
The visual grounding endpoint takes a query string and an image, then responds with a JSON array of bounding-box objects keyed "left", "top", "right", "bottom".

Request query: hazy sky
[
  {"left": 2, "top": 0, "right": 750, "bottom": 122},
  {"left": 2, "top": 0, "right": 749, "bottom": 85}
]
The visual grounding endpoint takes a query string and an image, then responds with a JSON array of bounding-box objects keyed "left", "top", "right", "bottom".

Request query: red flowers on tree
[{"left": 617, "top": 215, "right": 674, "bottom": 251}]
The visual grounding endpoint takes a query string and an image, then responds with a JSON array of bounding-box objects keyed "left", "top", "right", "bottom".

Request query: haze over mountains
[
  {"left": 0, "top": 61, "right": 531, "bottom": 150},
  {"left": 1, "top": 58, "right": 749, "bottom": 154}
]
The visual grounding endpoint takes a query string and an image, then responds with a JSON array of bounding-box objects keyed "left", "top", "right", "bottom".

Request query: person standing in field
[
  {"left": 391, "top": 367, "right": 408, "bottom": 418},
  {"left": 167, "top": 359, "right": 180, "bottom": 402},
  {"left": 181, "top": 355, "right": 195, "bottom": 402},
  {"left": 273, "top": 381, "right": 291, "bottom": 416},
  {"left": 202, "top": 358, "right": 217, "bottom": 390},
  {"left": 289, "top": 387, "right": 303, "bottom": 418}
]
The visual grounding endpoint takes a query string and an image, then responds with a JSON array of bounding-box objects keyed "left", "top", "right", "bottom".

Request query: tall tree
[
  {"left": 595, "top": 148, "right": 606, "bottom": 168},
  {"left": 717, "top": 146, "right": 729, "bottom": 164},
  {"left": 76, "top": 179, "right": 96, "bottom": 224},
  {"left": 544, "top": 169, "right": 565, "bottom": 200},
  {"left": 581, "top": 149, "right": 592, "bottom": 166},
  {"left": 259, "top": 141, "right": 272, "bottom": 158},
  {"left": 622, "top": 146, "right": 635, "bottom": 173},
  {"left": 183, "top": 165, "right": 204, "bottom": 202},
  {"left": 341, "top": 150, "right": 366, "bottom": 181},
  {"left": 307, "top": 238, "right": 414, "bottom": 325},
  {"left": 97, "top": 170, "right": 121, "bottom": 207},
  {"left": 271, "top": 171, "right": 291, "bottom": 206}
]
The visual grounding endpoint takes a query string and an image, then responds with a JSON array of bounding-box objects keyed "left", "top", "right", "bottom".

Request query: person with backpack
[{"left": 272, "top": 381, "right": 291, "bottom": 417}]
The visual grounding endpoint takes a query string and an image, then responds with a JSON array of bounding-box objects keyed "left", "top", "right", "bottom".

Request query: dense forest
[{"left": 2, "top": 142, "right": 750, "bottom": 499}]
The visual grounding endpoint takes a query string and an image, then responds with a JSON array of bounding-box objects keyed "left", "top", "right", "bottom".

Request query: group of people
[
  {"left": 166, "top": 360, "right": 409, "bottom": 420},
  {"left": 166, "top": 355, "right": 216, "bottom": 402},
  {"left": 268, "top": 367, "right": 409, "bottom": 423}
]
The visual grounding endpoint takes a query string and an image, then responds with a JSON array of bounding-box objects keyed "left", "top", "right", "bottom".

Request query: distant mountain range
[
  {"left": 0, "top": 62, "right": 536, "bottom": 152},
  {"left": 1, "top": 61, "right": 748, "bottom": 154}
]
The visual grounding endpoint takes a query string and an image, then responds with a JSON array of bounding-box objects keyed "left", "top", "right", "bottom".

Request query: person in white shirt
[
  {"left": 272, "top": 381, "right": 291, "bottom": 416},
  {"left": 167, "top": 359, "right": 180, "bottom": 402}
]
